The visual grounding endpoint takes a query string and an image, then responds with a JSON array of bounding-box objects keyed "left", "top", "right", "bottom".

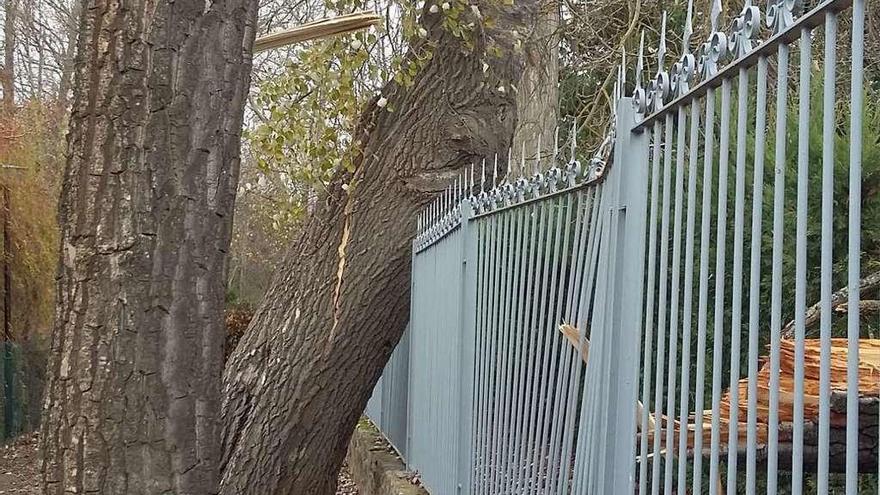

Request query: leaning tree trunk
[
  {"left": 219, "top": 2, "right": 537, "bottom": 494},
  {"left": 40, "top": 0, "right": 258, "bottom": 493}
]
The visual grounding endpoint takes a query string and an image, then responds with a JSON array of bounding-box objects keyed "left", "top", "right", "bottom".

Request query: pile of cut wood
[{"left": 643, "top": 339, "right": 880, "bottom": 472}]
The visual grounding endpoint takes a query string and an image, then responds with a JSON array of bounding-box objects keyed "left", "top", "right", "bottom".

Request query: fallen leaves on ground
[{"left": 0, "top": 432, "right": 360, "bottom": 494}]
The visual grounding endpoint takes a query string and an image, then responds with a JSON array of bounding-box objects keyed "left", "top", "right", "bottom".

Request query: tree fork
[{"left": 219, "top": 2, "right": 538, "bottom": 493}]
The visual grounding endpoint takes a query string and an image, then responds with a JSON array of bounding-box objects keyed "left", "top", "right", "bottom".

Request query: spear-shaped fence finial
[
  {"left": 553, "top": 126, "right": 560, "bottom": 163},
  {"left": 711, "top": 0, "right": 722, "bottom": 32},
  {"left": 569, "top": 118, "right": 577, "bottom": 162},
  {"left": 481, "top": 158, "right": 486, "bottom": 193},
  {"left": 492, "top": 154, "right": 498, "bottom": 189},
  {"left": 658, "top": 11, "right": 668, "bottom": 70},
  {"left": 683, "top": 0, "right": 694, "bottom": 52},
  {"left": 506, "top": 147, "right": 513, "bottom": 183},
  {"left": 535, "top": 133, "right": 542, "bottom": 174},
  {"left": 635, "top": 30, "right": 645, "bottom": 90}
]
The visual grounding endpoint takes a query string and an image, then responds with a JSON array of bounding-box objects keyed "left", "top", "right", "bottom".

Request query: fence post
[
  {"left": 456, "top": 200, "right": 477, "bottom": 495},
  {"left": 602, "top": 97, "right": 650, "bottom": 493},
  {"left": 406, "top": 242, "right": 417, "bottom": 467}
]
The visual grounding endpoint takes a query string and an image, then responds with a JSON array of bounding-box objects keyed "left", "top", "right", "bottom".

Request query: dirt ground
[{"left": 0, "top": 432, "right": 359, "bottom": 494}]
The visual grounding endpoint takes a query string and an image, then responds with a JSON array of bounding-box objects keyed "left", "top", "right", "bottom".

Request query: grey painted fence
[{"left": 366, "top": 0, "right": 877, "bottom": 493}]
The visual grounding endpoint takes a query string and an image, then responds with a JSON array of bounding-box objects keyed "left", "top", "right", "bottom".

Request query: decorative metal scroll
[{"left": 633, "top": 0, "right": 802, "bottom": 119}]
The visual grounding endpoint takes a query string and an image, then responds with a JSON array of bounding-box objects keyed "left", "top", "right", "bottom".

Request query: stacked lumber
[
  {"left": 642, "top": 339, "right": 880, "bottom": 471},
  {"left": 715, "top": 339, "right": 879, "bottom": 442}
]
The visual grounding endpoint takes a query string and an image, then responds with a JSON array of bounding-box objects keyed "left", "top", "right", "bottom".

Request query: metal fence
[{"left": 366, "top": 0, "right": 878, "bottom": 493}]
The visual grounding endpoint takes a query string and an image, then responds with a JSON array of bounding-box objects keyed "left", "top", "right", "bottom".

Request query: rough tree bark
[
  {"left": 219, "top": 2, "right": 537, "bottom": 493},
  {"left": 511, "top": 0, "right": 559, "bottom": 174},
  {"left": 40, "top": 0, "right": 258, "bottom": 493}
]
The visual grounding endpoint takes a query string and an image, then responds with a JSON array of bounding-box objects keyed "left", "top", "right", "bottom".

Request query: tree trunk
[
  {"left": 510, "top": 0, "right": 558, "bottom": 174},
  {"left": 55, "top": 0, "right": 80, "bottom": 112},
  {"left": 1, "top": 0, "right": 16, "bottom": 112},
  {"left": 40, "top": 0, "right": 258, "bottom": 493},
  {"left": 219, "top": 2, "right": 537, "bottom": 493}
]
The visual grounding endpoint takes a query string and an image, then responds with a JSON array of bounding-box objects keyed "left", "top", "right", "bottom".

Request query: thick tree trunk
[
  {"left": 1, "top": 0, "right": 16, "bottom": 112},
  {"left": 219, "top": 2, "right": 537, "bottom": 494},
  {"left": 55, "top": 0, "right": 81, "bottom": 112},
  {"left": 511, "top": 0, "right": 558, "bottom": 174},
  {"left": 40, "top": 1, "right": 258, "bottom": 493}
]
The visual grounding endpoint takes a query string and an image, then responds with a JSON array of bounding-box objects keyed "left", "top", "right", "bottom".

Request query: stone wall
[{"left": 345, "top": 421, "right": 429, "bottom": 495}]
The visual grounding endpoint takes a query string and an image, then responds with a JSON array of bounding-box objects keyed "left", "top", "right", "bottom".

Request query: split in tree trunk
[{"left": 219, "top": 2, "right": 538, "bottom": 493}]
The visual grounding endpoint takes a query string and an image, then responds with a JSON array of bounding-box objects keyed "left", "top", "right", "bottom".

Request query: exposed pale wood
[
  {"left": 558, "top": 323, "right": 654, "bottom": 431},
  {"left": 641, "top": 339, "right": 880, "bottom": 472},
  {"left": 559, "top": 323, "right": 589, "bottom": 361},
  {"left": 253, "top": 11, "right": 382, "bottom": 53},
  {"left": 219, "top": 2, "right": 537, "bottom": 493}
]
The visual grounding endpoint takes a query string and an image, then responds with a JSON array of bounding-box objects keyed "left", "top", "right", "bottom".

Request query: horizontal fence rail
[{"left": 365, "top": 0, "right": 876, "bottom": 493}]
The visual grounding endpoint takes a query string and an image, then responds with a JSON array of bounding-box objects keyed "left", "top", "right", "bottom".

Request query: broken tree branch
[
  {"left": 780, "top": 270, "right": 880, "bottom": 340},
  {"left": 253, "top": 11, "right": 382, "bottom": 53}
]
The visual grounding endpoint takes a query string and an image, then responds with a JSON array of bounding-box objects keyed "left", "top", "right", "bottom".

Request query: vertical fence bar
[
  {"left": 586, "top": 183, "right": 615, "bottom": 492},
  {"left": 459, "top": 200, "right": 478, "bottom": 495},
  {"left": 663, "top": 104, "right": 688, "bottom": 495},
  {"left": 525, "top": 200, "right": 553, "bottom": 494},
  {"left": 558, "top": 190, "right": 596, "bottom": 495},
  {"left": 817, "top": 13, "right": 837, "bottom": 495},
  {"left": 407, "top": 245, "right": 418, "bottom": 463},
  {"left": 572, "top": 185, "right": 605, "bottom": 494},
  {"left": 584, "top": 184, "right": 613, "bottom": 492},
  {"left": 614, "top": 98, "right": 651, "bottom": 495},
  {"left": 478, "top": 215, "right": 499, "bottom": 495},
  {"left": 544, "top": 193, "right": 575, "bottom": 494},
  {"left": 586, "top": 186, "right": 607, "bottom": 486},
  {"left": 485, "top": 210, "right": 506, "bottom": 494},
  {"left": 526, "top": 197, "right": 558, "bottom": 495},
  {"left": 500, "top": 205, "right": 526, "bottom": 492},
  {"left": 846, "top": 0, "right": 865, "bottom": 491},
  {"left": 791, "top": 26, "right": 811, "bottom": 495},
  {"left": 548, "top": 191, "right": 585, "bottom": 493},
  {"left": 766, "top": 40, "right": 791, "bottom": 495},
  {"left": 746, "top": 55, "right": 769, "bottom": 494},
  {"left": 709, "top": 76, "right": 732, "bottom": 495},
  {"left": 512, "top": 201, "right": 541, "bottom": 492},
  {"left": 534, "top": 194, "right": 570, "bottom": 494},
  {"left": 677, "top": 100, "right": 701, "bottom": 495},
  {"left": 492, "top": 209, "right": 514, "bottom": 492},
  {"left": 651, "top": 112, "right": 675, "bottom": 495},
  {"left": 472, "top": 217, "right": 490, "bottom": 494},
  {"left": 727, "top": 64, "right": 750, "bottom": 493},
  {"left": 638, "top": 119, "right": 664, "bottom": 495},
  {"left": 693, "top": 86, "right": 717, "bottom": 495}
]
